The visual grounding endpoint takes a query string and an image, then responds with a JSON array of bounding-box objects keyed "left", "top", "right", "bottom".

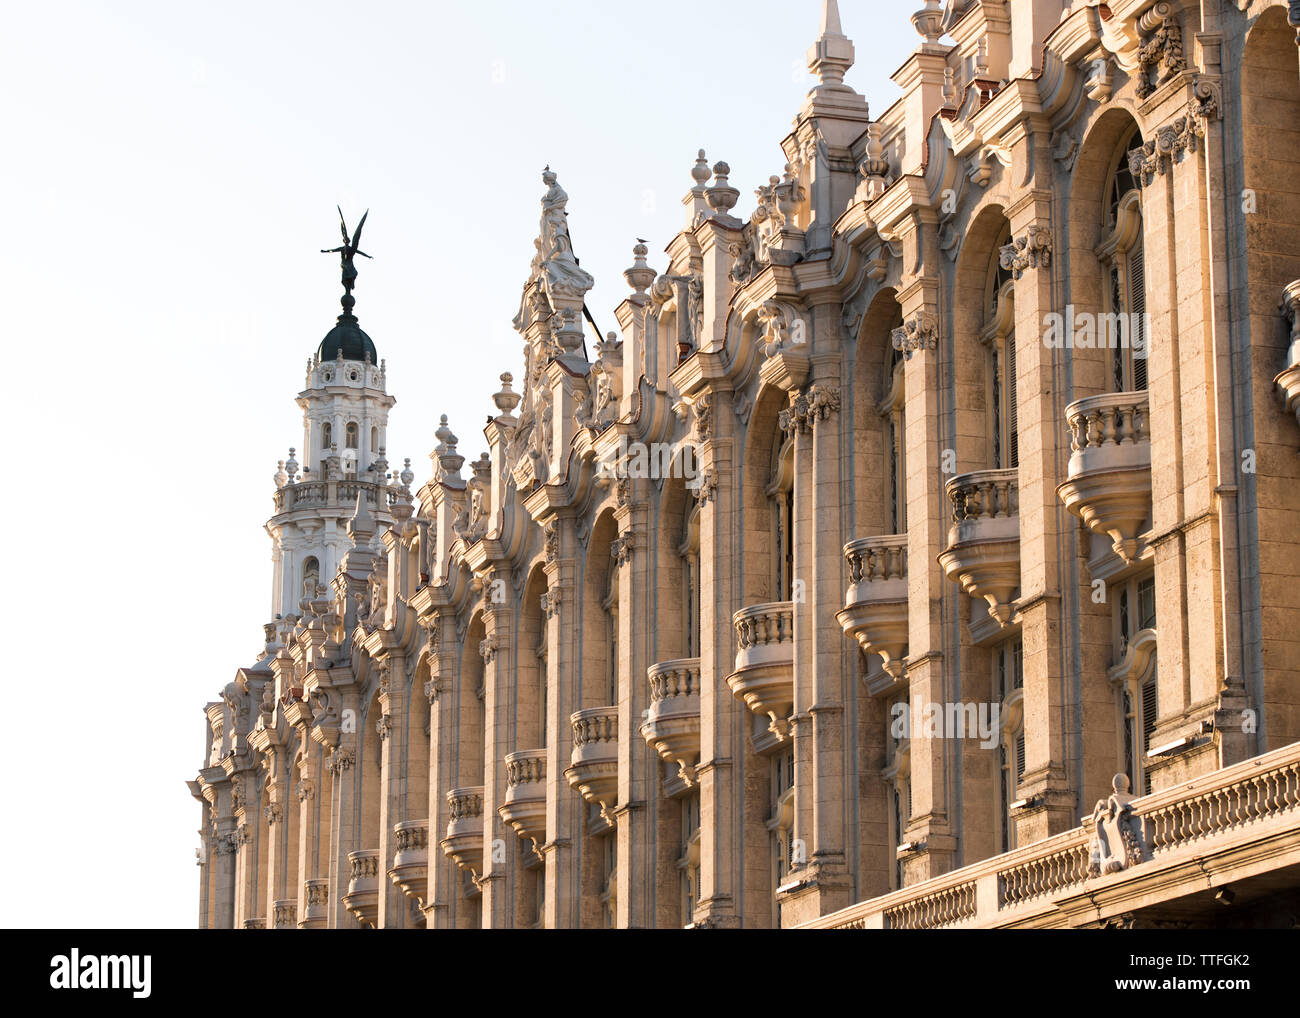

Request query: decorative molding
[
  {"left": 891, "top": 313, "right": 937, "bottom": 360},
  {"left": 479, "top": 633, "right": 499, "bottom": 665},
  {"left": 612, "top": 531, "right": 635, "bottom": 568},
  {"left": 328, "top": 746, "right": 355, "bottom": 777},
  {"left": 999, "top": 226, "right": 1052, "bottom": 279},
  {"left": 1127, "top": 84, "right": 1219, "bottom": 187},
  {"left": 540, "top": 589, "right": 562, "bottom": 619},
  {"left": 376, "top": 714, "right": 393, "bottom": 740},
  {"left": 779, "top": 384, "right": 841, "bottom": 434},
  {"left": 1135, "top": 2, "right": 1185, "bottom": 100},
  {"left": 295, "top": 779, "right": 315, "bottom": 803}
]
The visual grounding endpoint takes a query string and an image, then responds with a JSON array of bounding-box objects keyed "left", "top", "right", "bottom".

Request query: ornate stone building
[{"left": 192, "top": 0, "right": 1300, "bottom": 929}]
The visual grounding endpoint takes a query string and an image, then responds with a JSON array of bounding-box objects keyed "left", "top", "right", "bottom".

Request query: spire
[
  {"left": 346, "top": 489, "right": 375, "bottom": 546},
  {"left": 821, "top": 0, "right": 842, "bottom": 35},
  {"left": 807, "top": 0, "right": 855, "bottom": 91}
]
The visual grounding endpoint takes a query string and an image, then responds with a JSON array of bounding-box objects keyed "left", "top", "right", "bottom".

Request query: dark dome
[{"left": 317, "top": 313, "right": 378, "bottom": 364}]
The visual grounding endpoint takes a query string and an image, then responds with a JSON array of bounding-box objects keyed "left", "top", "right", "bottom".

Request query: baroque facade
[{"left": 192, "top": 0, "right": 1300, "bottom": 930}]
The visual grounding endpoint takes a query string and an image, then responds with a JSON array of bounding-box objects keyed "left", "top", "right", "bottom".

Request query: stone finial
[
  {"left": 691, "top": 149, "right": 711, "bottom": 189},
  {"left": 911, "top": 0, "right": 944, "bottom": 46},
  {"left": 347, "top": 489, "right": 375, "bottom": 545},
  {"left": 438, "top": 418, "right": 465, "bottom": 478},
  {"left": 400, "top": 458, "right": 415, "bottom": 491},
  {"left": 274, "top": 461, "right": 288, "bottom": 489},
  {"left": 807, "top": 0, "right": 855, "bottom": 88},
  {"left": 493, "top": 372, "right": 521, "bottom": 418},
  {"left": 285, "top": 448, "right": 299, "bottom": 480},
  {"left": 705, "top": 161, "right": 740, "bottom": 215},
  {"left": 624, "top": 240, "right": 657, "bottom": 300}
]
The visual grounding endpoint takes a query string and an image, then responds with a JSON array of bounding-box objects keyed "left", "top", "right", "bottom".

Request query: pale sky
[{"left": 0, "top": 0, "right": 919, "bottom": 927}]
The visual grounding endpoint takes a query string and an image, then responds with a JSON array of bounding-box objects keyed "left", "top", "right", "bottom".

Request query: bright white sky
[{"left": 0, "top": 0, "right": 917, "bottom": 928}]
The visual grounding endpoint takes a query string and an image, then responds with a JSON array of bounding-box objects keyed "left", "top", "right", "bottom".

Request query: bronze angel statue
[{"left": 321, "top": 206, "right": 372, "bottom": 296}]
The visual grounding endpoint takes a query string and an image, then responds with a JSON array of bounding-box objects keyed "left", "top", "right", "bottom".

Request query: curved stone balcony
[
  {"left": 1057, "top": 392, "right": 1152, "bottom": 563},
  {"left": 388, "top": 819, "right": 429, "bottom": 907},
  {"left": 499, "top": 749, "right": 547, "bottom": 854},
  {"left": 564, "top": 707, "right": 619, "bottom": 814},
  {"left": 300, "top": 878, "right": 328, "bottom": 929},
  {"left": 441, "top": 787, "right": 485, "bottom": 876},
  {"left": 640, "top": 658, "right": 702, "bottom": 788},
  {"left": 343, "top": 849, "right": 379, "bottom": 928},
  {"left": 272, "top": 899, "right": 297, "bottom": 929},
  {"left": 937, "top": 470, "right": 1020, "bottom": 627},
  {"left": 836, "top": 535, "right": 909, "bottom": 682},
  {"left": 272, "top": 477, "right": 397, "bottom": 515},
  {"left": 728, "top": 601, "right": 795, "bottom": 741}
]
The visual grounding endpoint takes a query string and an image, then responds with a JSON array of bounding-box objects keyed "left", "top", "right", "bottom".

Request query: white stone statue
[{"left": 1088, "top": 773, "right": 1150, "bottom": 875}]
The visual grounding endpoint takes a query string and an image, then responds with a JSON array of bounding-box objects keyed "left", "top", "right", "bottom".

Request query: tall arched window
[
  {"left": 301, "top": 557, "right": 319, "bottom": 601},
  {"left": 767, "top": 745, "right": 795, "bottom": 909},
  {"left": 604, "top": 545, "right": 619, "bottom": 705},
  {"left": 345, "top": 421, "right": 359, "bottom": 449},
  {"left": 321, "top": 421, "right": 333, "bottom": 452},
  {"left": 769, "top": 434, "right": 796, "bottom": 601},
  {"left": 1098, "top": 125, "right": 1148, "bottom": 393},
  {"left": 994, "top": 638, "right": 1024, "bottom": 853},
  {"left": 1109, "top": 574, "right": 1157, "bottom": 793},
  {"left": 883, "top": 710, "right": 910, "bottom": 890},
  {"left": 680, "top": 502, "right": 701, "bottom": 658},
  {"left": 984, "top": 227, "right": 1018, "bottom": 469},
  {"left": 881, "top": 319, "right": 908, "bottom": 530}
]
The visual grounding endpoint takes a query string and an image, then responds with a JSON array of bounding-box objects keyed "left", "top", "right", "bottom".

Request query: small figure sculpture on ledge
[{"left": 1087, "top": 773, "right": 1151, "bottom": 875}]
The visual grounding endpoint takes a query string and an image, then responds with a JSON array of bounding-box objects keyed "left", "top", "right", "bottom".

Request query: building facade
[{"left": 191, "top": 0, "right": 1300, "bottom": 930}]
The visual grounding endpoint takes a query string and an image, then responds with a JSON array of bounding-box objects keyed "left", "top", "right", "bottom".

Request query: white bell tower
[{"left": 264, "top": 210, "right": 410, "bottom": 620}]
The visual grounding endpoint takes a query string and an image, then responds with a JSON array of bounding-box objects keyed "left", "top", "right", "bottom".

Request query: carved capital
[
  {"left": 999, "top": 225, "right": 1052, "bottom": 279},
  {"left": 890, "top": 313, "right": 937, "bottom": 361}
]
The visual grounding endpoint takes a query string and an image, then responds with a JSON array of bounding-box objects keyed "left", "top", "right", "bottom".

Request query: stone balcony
[
  {"left": 272, "top": 900, "right": 296, "bottom": 929},
  {"left": 242, "top": 917, "right": 266, "bottom": 930},
  {"left": 1057, "top": 392, "right": 1152, "bottom": 564},
  {"left": 803, "top": 742, "right": 1300, "bottom": 929},
  {"left": 499, "top": 750, "right": 547, "bottom": 856},
  {"left": 388, "top": 819, "right": 429, "bottom": 908},
  {"left": 728, "top": 601, "right": 795, "bottom": 743},
  {"left": 299, "top": 878, "right": 328, "bottom": 929},
  {"left": 441, "top": 787, "right": 486, "bottom": 876},
  {"left": 564, "top": 707, "right": 620, "bottom": 817},
  {"left": 343, "top": 850, "right": 380, "bottom": 928},
  {"left": 641, "top": 658, "right": 702, "bottom": 789},
  {"left": 937, "top": 470, "right": 1020, "bottom": 627},
  {"left": 836, "top": 536, "right": 908, "bottom": 689},
  {"left": 272, "top": 477, "right": 399, "bottom": 515}
]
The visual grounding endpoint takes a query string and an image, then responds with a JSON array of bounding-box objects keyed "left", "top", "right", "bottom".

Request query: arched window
[
  {"left": 345, "top": 421, "right": 359, "bottom": 449},
  {"left": 678, "top": 793, "right": 701, "bottom": 927},
  {"left": 881, "top": 310, "right": 908, "bottom": 530},
  {"left": 1098, "top": 125, "right": 1148, "bottom": 393},
  {"left": 985, "top": 225, "right": 1018, "bottom": 470},
  {"left": 769, "top": 434, "right": 796, "bottom": 601},
  {"left": 301, "top": 557, "right": 319, "bottom": 600},
  {"left": 680, "top": 502, "right": 702, "bottom": 658},
  {"left": 603, "top": 548, "right": 619, "bottom": 704},
  {"left": 370, "top": 426, "right": 378, "bottom": 451},
  {"left": 767, "top": 746, "right": 795, "bottom": 908},
  {"left": 321, "top": 421, "right": 333, "bottom": 452},
  {"left": 1109, "top": 574, "right": 1157, "bottom": 793},
  {"left": 994, "top": 638, "right": 1025, "bottom": 853},
  {"left": 883, "top": 713, "right": 911, "bottom": 890}
]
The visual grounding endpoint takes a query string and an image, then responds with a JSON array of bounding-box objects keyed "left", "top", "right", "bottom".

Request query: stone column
[
  {"left": 376, "top": 655, "right": 408, "bottom": 928},
  {"left": 896, "top": 271, "right": 956, "bottom": 884},
  {"left": 1004, "top": 179, "right": 1076, "bottom": 842},
  {"left": 542, "top": 517, "right": 580, "bottom": 928},
  {"left": 614, "top": 492, "right": 653, "bottom": 928},
  {"left": 696, "top": 388, "right": 742, "bottom": 927},
  {"left": 480, "top": 577, "right": 515, "bottom": 928}
]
